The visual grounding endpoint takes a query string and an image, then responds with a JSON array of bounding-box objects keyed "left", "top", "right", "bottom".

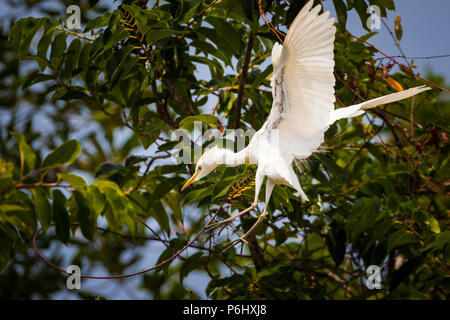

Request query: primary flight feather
[{"left": 182, "top": 0, "right": 430, "bottom": 246}]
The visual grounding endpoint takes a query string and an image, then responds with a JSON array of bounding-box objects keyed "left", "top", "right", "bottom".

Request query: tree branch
[
  {"left": 234, "top": 33, "right": 254, "bottom": 129},
  {"left": 231, "top": 33, "right": 266, "bottom": 270}
]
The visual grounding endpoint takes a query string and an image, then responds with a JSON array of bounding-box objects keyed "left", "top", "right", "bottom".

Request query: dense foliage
[{"left": 0, "top": 0, "right": 448, "bottom": 299}]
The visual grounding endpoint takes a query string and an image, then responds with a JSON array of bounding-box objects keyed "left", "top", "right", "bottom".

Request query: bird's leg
[
  {"left": 206, "top": 172, "right": 263, "bottom": 233},
  {"left": 206, "top": 198, "right": 258, "bottom": 234},
  {"left": 222, "top": 202, "right": 269, "bottom": 252},
  {"left": 222, "top": 179, "right": 274, "bottom": 252}
]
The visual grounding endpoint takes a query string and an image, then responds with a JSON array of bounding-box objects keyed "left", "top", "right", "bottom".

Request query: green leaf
[
  {"left": 59, "top": 87, "right": 90, "bottom": 100},
  {"left": 52, "top": 189, "right": 70, "bottom": 244},
  {"left": 149, "top": 177, "right": 185, "bottom": 205},
  {"left": 50, "top": 32, "right": 67, "bottom": 67},
  {"left": 183, "top": 186, "right": 213, "bottom": 205},
  {"left": 42, "top": 139, "right": 81, "bottom": 167},
  {"left": 78, "top": 42, "right": 91, "bottom": 70},
  {"left": 318, "top": 153, "right": 345, "bottom": 182},
  {"left": 137, "top": 115, "right": 165, "bottom": 149},
  {"left": 0, "top": 195, "right": 37, "bottom": 238},
  {"left": 333, "top": 0, "right": 347, "bottom": 29},
  {"left": 0, "top": 159, "right": 15, "bottom": 191},
  {"left": 285, "top": 0, "right": 304, "bottom": 26},
  {"left": 83, "top": 13, "right": 112, "bottom": 33},
  {"left": 326, "top": 221, "right": 347, "bottom": 266},
  {"left": 146, "top": 29, "right": 185, "bottom": 43},
  {"left": 240, "top": 0, "right": 254, "bottom": 22},
  {"left": 10, "top": 17, "right": 47, "bottom": 59},
  {"left": 178, "top": 0, "right": 202, "bottom": 23},
  {"left": 26, "top": 55, "right": 51, "bottom": 71},
  {"left": 179, "top": 114, "right": 219, "bottom": 129},
  {"left": 165, "top": 192, "right": 183, "bottom": 222},
  {"left": 190, "top": 55, "right": 224, "bottom": 74},
  {"left": 86, "top": 185, "right": 106, "bottom": 216},
  {"left": 8, "top": 18, "right": 26, "bottom": 51},
  {"left": 180, "top": 252, "right": 204, "bottom": 285},
  {"left": 0, "top": 233, "right": 13, "bottom": 271},
  {"left": 31, "top": 188, "right": 52, "bottom": 233},
  {"left": 359, "top": 31, "right": 378, "bottom": 41},
  {"left": 150, "top": 200, "right": 170, "bottom": 235},
  {"left": 390, "top": 257, "right": 421, "bottom": 292},
  {"left": 95, "top": 163, "right": 122, "bottom": 178},
  {"left": 50, "top": 87, "right": 68, "bottom": 101},
  {"left": 394, "top": 16, "right": 403, "bottom": 41},
  {"left": 387, "top": 229, "right": 418, "bottom": 252},
  {"left": 348, "top": 197, "right": 381, "bottom": 241},
  {"left": 426, "top": 216, "right": 441, "bottom": 234},
  {"left": 205, "top": 17, "right": 241, "bottom": 55},
  {"left": 22, "top": 72, "right": 56, "bottom": 90},
  {"left": 274, "top": 228, "right": 288, "bottom": 246},
  {"left": 190, "top": 40, "right": 230, "bottom": 64},
  {"left": 95, "top": 180, "right": 130, "bottom": 231},
  {"left": 10, "top": 132, "right": 36, "bottom": 174},
  {"left": 212, "top": 167, "right": 242, "bottom": 200},
  {"left": 63, "top": 38, "right": 81, "bottom": 78},
  {"left": 421, "top": 231, "right": 449, "bottom": 253},
  {"left": 354, "top": 0, "right": 370, "bottom": 32},
  {"left": 272, "top": 185, "right": 292, "bottom": 211},
  {"left": 251, "top": 64, "right": 273, "bottom": 89},
  {"left": 57, "top": 173, "right": 87, "bottom": 188},
  {"left": 37, "top": 28, "right": 54, "bottom": 70},
  {"left": 196, "top": 27, "right": 232, "bottom": 59},
  {"left": 212, "top": 175, "right": 235, "bottom": 201},
  {"left": 370, "top": 0, "right": 395, "bottom": 12},
  {"left": 73, "top": 190, "right": 96, "bottom": 240}
]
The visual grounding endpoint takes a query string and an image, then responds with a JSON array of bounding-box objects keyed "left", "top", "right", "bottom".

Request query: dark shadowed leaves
[{"left": 52, "top": 189, "right": 70, "bottom": 243}]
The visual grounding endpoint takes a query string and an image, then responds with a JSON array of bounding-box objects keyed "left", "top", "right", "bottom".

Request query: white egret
[{"left": 181, "top": 0, "right": 430, "bottom": 246}]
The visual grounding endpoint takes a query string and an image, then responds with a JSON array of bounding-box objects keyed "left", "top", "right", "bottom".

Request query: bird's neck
[{"left": 215, "top": 148, "right": 249, "bottom": 167}]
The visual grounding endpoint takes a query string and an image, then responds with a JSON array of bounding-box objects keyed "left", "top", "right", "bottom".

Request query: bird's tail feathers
[
  {"left": 359, "top": 85, "right": 431, "bottom": 110},
  {"left": 329, "top": 85, "right": 431, "bottom": 125}
]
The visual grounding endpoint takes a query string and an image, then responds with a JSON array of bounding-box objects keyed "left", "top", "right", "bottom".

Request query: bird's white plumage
[
  {"left": 183, "top": 0, "right": 431, "bottom": 244},
  {"left": 266, "top": 0, "right": 336, "bottom": 162}
]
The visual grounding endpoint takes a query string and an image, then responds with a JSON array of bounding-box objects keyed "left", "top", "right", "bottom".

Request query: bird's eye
[{"left": 197, "top": 166, "right": 202, "bottom": 171}]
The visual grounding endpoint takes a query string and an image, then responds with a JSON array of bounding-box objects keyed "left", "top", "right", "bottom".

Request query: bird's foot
[
  {"left": 205, "top": 204, "right": 257, "bottom": 234},
  {"left": 222, "top": 236, "right": 248, "bottom": 253},
  {"left": 221, "top": 209, "right": 267, "bottom": 252},
  {"left": 205, "top": 219, "right": 231, "bottom": 234}
]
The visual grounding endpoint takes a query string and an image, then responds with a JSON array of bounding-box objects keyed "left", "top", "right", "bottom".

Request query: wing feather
[{"left": 265, "top": 0, "right": 336, "bottom": 158}]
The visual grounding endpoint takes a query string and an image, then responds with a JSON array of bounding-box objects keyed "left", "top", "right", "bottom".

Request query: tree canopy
[{"left": 0, "top": 0, "right": 448, "bottom": 299}]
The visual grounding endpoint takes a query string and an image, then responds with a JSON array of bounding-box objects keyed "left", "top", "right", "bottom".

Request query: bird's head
[{"left": 181, "top": 145, "right": 221, "bottom": 191}]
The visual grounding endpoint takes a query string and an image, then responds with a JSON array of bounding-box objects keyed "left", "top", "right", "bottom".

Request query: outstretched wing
[{"left": 264, "top": 0, "right": 336, "bottom": 158}]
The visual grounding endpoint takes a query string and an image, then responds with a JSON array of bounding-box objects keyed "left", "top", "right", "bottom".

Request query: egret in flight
[{"left": 181, "top": 0, "right": 430, "bottom": 246}]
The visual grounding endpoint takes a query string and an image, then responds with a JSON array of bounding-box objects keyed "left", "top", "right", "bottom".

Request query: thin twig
[
  {"left": 33, "top": 199, "right": 228, "bottom": 279},
  {"left": 375, "top": 54, "right": 450, "bottom": 61},
  {"left": 380, "top": 18, "right": 410, "bottom": 68},
  {"left": 347, "top": 31, "right": 450, "bottom": 94},
  {"left": 56, "top": 27, "right": 95, "bottom": 41},
  {"left": 234, "top": 33, "right": 254, "bottom": 129}
]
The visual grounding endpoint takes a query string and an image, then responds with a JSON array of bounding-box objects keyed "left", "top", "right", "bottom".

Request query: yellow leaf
[
  {"left": 375, "top": 71, "right": 404, "bottom": 92},
  {"left": 385, "top": 77, "right": 404, "bottom": 92}
]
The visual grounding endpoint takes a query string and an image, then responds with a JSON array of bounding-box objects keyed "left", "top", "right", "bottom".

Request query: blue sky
[{"left": 322, "top": 0, "right": 450, "bottom": 82}]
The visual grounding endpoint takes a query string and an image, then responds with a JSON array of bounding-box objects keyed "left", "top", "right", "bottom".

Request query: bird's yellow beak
[{"left": 181, "top": 170, "right": 200, "bottom": 191}]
